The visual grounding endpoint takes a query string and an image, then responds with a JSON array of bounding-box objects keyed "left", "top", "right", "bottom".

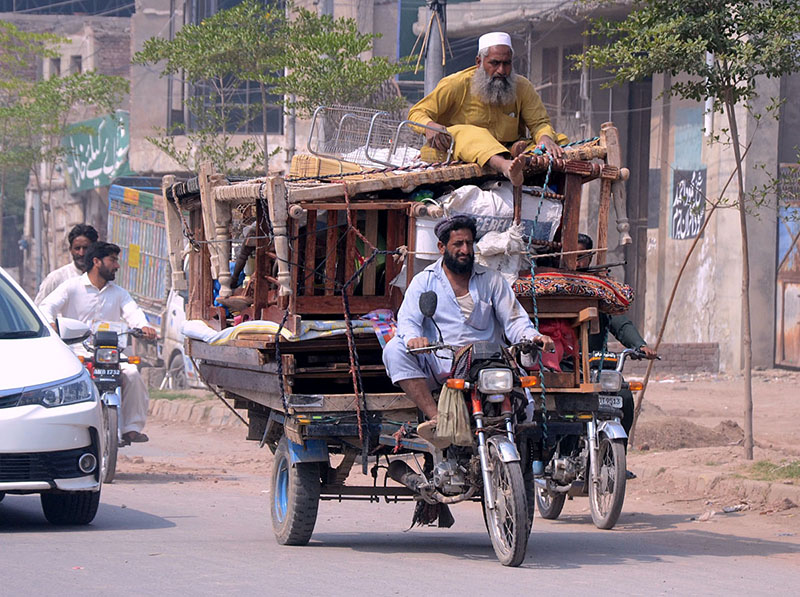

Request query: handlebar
[
  {"left": 407, "top": 343, "right": 455, "bottom": 355},
  {"left": 406, "top": 338, "right": 547, "bottom": 356},
  {"left": 591, "top": 348, "right": 660, "bottom": 372},
  {"left": 82, "top": 327, "right": 147, "bottom": 350}
]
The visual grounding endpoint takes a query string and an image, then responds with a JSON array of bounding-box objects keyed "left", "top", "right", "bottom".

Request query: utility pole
[{"left": 423, "top": 0, "right": 447, "bottom": 95}]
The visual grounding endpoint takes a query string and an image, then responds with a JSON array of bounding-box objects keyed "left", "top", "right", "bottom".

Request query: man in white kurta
[
  {"left": 34, "top": 223, "right": 98, "bottom": 304},
  {"left": 39, "top": 241, "right": 157, "bottom": 442}
]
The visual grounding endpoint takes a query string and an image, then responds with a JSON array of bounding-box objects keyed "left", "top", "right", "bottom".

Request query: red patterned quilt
[{"left": 513, "top": 271, "right": 634, "bottom": 315}]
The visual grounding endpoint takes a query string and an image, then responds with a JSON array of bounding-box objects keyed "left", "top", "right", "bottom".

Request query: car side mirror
[
  {"left": 56, "top": 316, "right": 91, "bottom": 344},
  {"left": 419, "top": 291, "right": 438, "bottom": 319}
]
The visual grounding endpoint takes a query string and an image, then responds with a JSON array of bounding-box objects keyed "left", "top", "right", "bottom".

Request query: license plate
[
  {"left": 94, "top": 369, "right": 121, "bottom": 377},
  {"left": 598, "top": 395, "right": 623, "bottom": 409}
]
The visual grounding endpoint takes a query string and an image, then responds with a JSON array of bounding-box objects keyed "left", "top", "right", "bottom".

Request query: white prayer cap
[{"left": 478, "top": 32, "right": 512, "bottom": 53}]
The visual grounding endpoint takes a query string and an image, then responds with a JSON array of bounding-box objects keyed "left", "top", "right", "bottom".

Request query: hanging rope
[{"left": 524, "top": 153, "right": 554, "bottom": 440}]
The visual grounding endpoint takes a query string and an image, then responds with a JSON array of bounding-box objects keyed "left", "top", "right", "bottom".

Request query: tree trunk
[
  {"left": 725, "top": 93, "right": 754, "bottom": 460},
  {"left": 260, "top": 81, "right": 269, "bottom": 176},
  {"left": 629, "top": 139, "right": 754, "bottom": 447}
]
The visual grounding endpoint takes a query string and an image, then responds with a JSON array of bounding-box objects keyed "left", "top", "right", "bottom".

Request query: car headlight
[
  {"left": 95, "top": 347, "right": 119, "bottom": 364},
  {"left": 17, "top": 369, "right": 96, "bottom": 408},
  {"left": 477, "top": 368, "right": 513, "bottom": 394},
  {"left": 598, "top": 370, "right": 623, "bottom": 393}
]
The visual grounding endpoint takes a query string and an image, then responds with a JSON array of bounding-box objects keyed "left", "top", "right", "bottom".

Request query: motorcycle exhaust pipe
[
  {"left": 388, "top": 460, "right": 428, "bottom": 492},
  {"left": 535, "top": 477, "right": 583, "bottom": 495}
]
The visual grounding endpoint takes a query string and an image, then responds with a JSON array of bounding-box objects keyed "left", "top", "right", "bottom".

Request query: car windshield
[{"left": 0, "top": 274, "right": 46, "bottom": 339}]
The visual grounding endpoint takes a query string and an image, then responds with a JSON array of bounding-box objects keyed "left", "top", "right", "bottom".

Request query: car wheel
[
  {"left": 41, "top": 490, "right": 101, "bottom": 525},
  {"left": 168, "top": 353, "right": 187, "bottom": 390}
]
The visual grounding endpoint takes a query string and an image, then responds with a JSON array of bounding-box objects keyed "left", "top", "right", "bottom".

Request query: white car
[{"left": 0, "top": 267, "right": 104, "bottom": 525}]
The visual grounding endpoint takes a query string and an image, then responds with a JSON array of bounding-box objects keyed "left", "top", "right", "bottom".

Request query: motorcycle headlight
[
  {"left": 17, "top": 369, "right": 96, "bottom": 408},
  {"left": 96, "top": 347, "right": 119, "bottom": 364},
  {"left": 477, "top": 368, "right": 513, "bottom": 394},
  {"left": 598, "top": 370, "right": 623, "bottom": 393}
]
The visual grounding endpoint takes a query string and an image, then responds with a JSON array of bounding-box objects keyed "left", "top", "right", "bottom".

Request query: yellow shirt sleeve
[
  {"left": 518, "top": 79, "right": 557, "bottom": 144},
  {"left": 408, "top": 72, "right": 465, "bottom": 127}
]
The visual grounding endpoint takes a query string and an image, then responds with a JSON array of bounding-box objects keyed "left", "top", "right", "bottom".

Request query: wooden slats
[
  {"left": 325, "top": 210, "right": 338, "bottom": 295},
  {"left": 285, "top": 163, "right": 485, "bottom": 203},
  {"left": 303, "top": 210, "right": 317, "bottom": 296},
  {"left": 385, "top": 209, "right": 403, "bottom": 288},
  {"left": 344, "top": 224, "right": 356, "bottom": 295},
  {"left": 363, "top": 211, "right": 379, "bottom": 295}
]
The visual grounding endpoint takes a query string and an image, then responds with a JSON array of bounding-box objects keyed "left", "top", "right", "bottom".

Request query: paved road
[{"left": 2, "top": 423, "right": 799, "bottom": 596}]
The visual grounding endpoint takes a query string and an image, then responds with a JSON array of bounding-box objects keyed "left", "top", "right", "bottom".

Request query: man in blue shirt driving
[{"left": 382, "top": 215, "right": 553, "bottom": 439}]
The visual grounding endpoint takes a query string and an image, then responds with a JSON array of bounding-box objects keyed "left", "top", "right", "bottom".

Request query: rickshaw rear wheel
[{"left": 271, "top": 435, "right": 321, "bottom": 545}]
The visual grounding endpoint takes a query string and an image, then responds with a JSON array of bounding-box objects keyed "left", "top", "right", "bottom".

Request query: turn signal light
[
  {"left": 77, "top": 355, "right": 85, "bottom": 363},
  {"left": 446, "top": 378, "right": 466, "bottom": 390},
  {"left": 128, "top": 356, "right": 141, "bottom": 365},
  {"left": 629, "top": 381, "right": 644, "bottom": 391},
  {"left": 520, "top": 375, "right": 540, "bottom": 388}
]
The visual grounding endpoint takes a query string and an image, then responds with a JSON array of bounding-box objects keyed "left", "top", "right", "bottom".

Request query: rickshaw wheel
[{"left": 271, "top": 435, "right": 321, "bottom": 545}]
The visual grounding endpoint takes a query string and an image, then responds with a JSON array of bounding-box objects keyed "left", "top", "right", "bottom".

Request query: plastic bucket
[{"left": 415, "top": 217, "right": 440, "bottom": 260}]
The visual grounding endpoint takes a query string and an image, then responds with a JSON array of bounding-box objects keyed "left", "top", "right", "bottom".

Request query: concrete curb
[
  {"left": 632, "top": 461, "right": 800, "bottom": 509},
  {"left": 148, "top": 398, "right": 246, "bottom": 429}
]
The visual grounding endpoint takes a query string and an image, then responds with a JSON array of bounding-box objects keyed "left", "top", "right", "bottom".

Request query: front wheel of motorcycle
[
  {"left": 483, "top": 444, "right": 529, "bottom": 566},
  {"left": 589, "top": 437, "right": 626, "bottom": 529},
  {"left": 102, "top": 404, "right": 119, "bottom": 484}
]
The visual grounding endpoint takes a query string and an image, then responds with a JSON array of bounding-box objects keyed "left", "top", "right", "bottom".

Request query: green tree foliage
[
  {"left": 133, "top": 0, "right": 409, "bottom": 174},
  {"left": 0, "top": 23, "right": 63, "bottom": 265},
  {"left": 0, "top": 21, "right": 128, "bottom": 272},
  {"left": 581, "top": 0, "right": 800, "bottom": 459},
  {"left": 581, "top": 0, "right": 800, "bottom": 109},
  {"left": 132, "top": 0, "right": 285, "bottom": 175},
  {"left": 279, "top": 6, "right": 409, "bottom": 118}
]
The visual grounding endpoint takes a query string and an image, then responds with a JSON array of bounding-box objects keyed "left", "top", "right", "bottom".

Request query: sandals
[{"left": 120, "top": 431, "right": 149, "bottom": 446}]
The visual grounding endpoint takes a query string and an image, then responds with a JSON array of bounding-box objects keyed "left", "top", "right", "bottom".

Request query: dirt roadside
[{"left": 134, "top": 368, "right": 800, "bottom": 537}]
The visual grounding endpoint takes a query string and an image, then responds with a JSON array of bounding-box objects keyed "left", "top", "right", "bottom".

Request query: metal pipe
[
  {"left": 423, "top": 0, "right": 446, "bottom": 96},
  {"left": 475, "top": 413, "right": 495, "bottom": 509},
  {"left": 587, "top": 417, "right": 600, "bottom": 486}
]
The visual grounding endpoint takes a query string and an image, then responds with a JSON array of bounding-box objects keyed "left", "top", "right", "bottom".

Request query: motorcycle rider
[
  {"left": 39, "top": 241, "right": 157, "bottom": 444},
  {"left": 382, "top": 214, "right": 554, "bottom": 441},
  {"left": 34, "top": 224, "right": 98, "bottom": 304}
]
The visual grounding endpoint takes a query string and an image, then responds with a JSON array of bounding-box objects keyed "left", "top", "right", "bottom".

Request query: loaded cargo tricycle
[{"left": 161, "top": 109, "right": 636, "bottom": 566}]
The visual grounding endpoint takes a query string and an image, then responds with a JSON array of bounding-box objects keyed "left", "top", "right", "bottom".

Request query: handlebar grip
[{"left": 406, "top": 343, "right": 452, "bottom": 354}]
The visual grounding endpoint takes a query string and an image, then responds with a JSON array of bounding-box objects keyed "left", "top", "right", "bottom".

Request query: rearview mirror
[
  {"left": 56, "top": 316, "right": 91, "bottom": 345},
  {"left": 419, "top": 291, "right": 438, "bottom": 319}
]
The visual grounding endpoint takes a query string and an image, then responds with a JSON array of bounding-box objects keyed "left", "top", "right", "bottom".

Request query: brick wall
[
  {"left": 606, "top": 341, "right": 720, "bottom": 375},
  {"left": 94, "top": 31, "right": 131, "bottom": 80}
]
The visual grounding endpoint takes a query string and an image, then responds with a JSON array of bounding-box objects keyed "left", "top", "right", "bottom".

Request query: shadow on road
[
  {"left": 0, "top": 496, "right": 176, "bottom": 533},
  {"left": 309, "top": 509, "right": 800, "bottom": 568},
  {"left": 111, "top": 471, "right": 248, "bottom": 485},
  {"left": 545, "top": 511, "right": 688, "bottom": 531},
  {"left": 523, "top": 525, "right": 800, "bottom": 569}
]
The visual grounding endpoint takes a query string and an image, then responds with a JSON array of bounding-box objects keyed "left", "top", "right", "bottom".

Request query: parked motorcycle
[
  {"left": 390, "top": 291, "right": 544, "bottom": 566},
  {"left": 530, "top": 348, "right": 648, "bottom": 529},
  {"left": 80, "top": 324, "right": 144, "bottom": 483}
]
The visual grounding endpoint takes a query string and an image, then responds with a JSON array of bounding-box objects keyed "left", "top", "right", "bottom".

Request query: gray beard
[{"left": 472, "top": 67, "right": 518, "bottom": 106}]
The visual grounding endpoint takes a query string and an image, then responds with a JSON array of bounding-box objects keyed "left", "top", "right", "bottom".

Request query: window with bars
[{"left": 540, "top": 43, "right": 584, "bottom": 139}]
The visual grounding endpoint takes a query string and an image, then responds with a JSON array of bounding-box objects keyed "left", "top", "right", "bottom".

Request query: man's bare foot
[{"left": 506, "top": 154, "right": 525, "bottom": 186}]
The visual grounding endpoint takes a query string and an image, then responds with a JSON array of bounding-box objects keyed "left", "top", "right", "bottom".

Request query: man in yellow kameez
[{"left": 409, "top": 31, "right": 565, "bottom": 186}]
